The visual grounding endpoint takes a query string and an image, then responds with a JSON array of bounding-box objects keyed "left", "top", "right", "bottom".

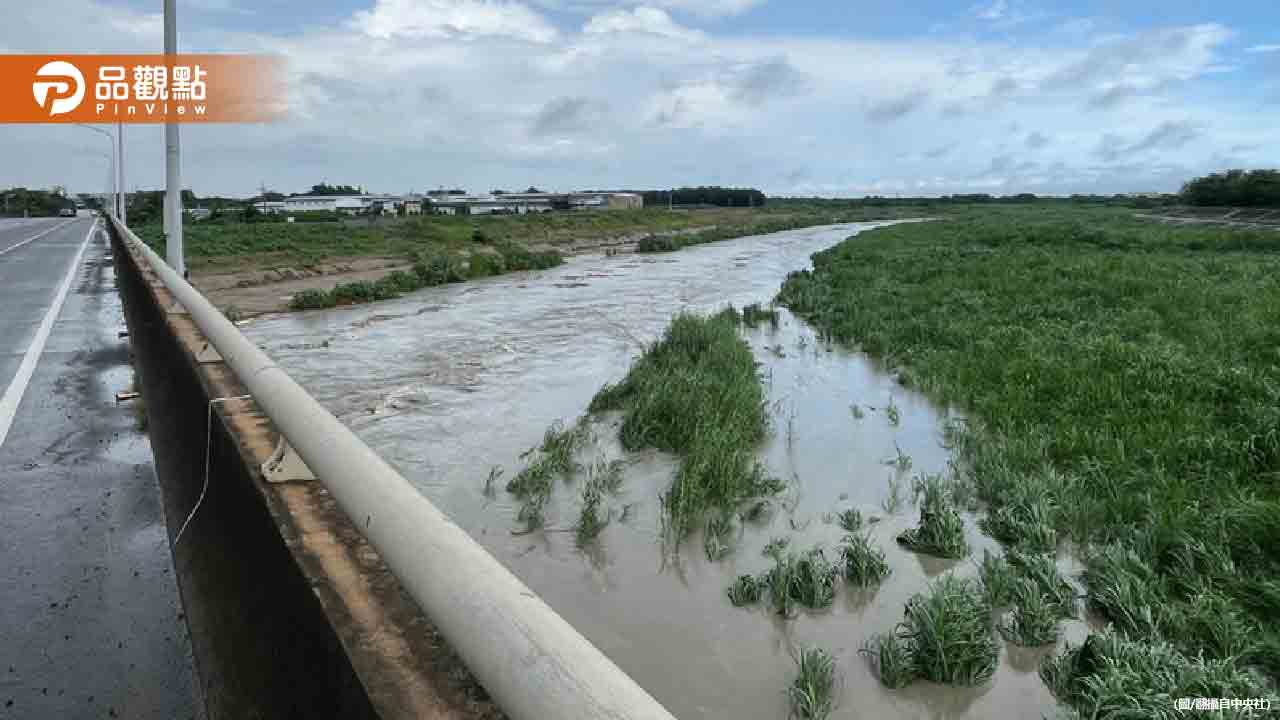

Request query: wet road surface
[
  {"left": 246, "top": 222, "right": 1087, "bottom": 719},
  {"left": 0, "top": 217, "right": 202, "bottom": 719}
]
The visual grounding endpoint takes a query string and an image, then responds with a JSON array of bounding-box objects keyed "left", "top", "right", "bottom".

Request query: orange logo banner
[{"left": 1, "top": 54, "right": 286, "bottom": 123}]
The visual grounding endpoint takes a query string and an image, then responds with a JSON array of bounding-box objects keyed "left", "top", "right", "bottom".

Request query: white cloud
[
  {"left": 583, "top": 7, "right": 704, "bottom": 41},
  {"left": 352, "top": 0, "right": 558, "bottom": 43},
  {"left": 1245, "top": 44, "right": 1280, "bottom": 54},
  {"left": 974, "top": 0, "right": 1008, "bottom": 21}
]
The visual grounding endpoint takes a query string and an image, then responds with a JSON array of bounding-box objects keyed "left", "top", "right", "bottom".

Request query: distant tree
[
  {"left": 1181, "top": 169, "right": 1280, "bottom": 207},
  {"left": 242, "top": 201, "right": 260, "bottom": 223},
  {"left": 525, "top": 186, "right": 543, "bottom": 193},
  {"left": 305, "top": 182, "right": 361, "bottom": 196}
]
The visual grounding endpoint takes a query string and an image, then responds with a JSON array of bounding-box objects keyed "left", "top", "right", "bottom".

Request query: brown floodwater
[{"left": 244, "top": 222, "right": 1089, "bottom": 719}]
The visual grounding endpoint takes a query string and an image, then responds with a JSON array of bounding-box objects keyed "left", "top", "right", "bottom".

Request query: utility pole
[
  {"left": 117, "top": 121, "right": 126, "bottom": 224},
  {"left": 164, "top": 0, "right": 185, "bottom": 275}
]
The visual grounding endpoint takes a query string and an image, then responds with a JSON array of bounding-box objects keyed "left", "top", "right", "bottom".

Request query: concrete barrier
[{"left": 110, "top": 217, "right": 677, "bottom": 720}]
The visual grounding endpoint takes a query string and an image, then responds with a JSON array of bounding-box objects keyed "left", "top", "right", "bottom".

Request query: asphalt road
[{"left": 0, "top": 217, "right": 203, "bottom": 719}]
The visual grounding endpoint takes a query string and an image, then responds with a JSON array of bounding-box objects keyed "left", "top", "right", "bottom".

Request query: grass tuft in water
[
  {"left": 575, "top": 472, "right": 610, "bottom": 545},
  {"left": 836, "top": 507, "right": 862, "bottom": 532},
  {"left": 704, "top": 511, "right": 736, "bottom": 561},
  {"left": 885, "top": 396, "right": 901, "bottom": 425},
  {"left": 861, "top": 633, "right": 913, "bottom": 689},
  {"left": 508, "top": 419, "right": 590, "bottom": 530},
  {"left": 899, "top": 575, "right": 998, "bottom": 686},
  {"left": 589, "top": 310, "right": 778, "bottom": 540},
  {"left": 727, "top": 574, "right": 763, "bottom": 606},
  {"left": 978, "top": 549, "right": 1019, "bottom": 607},
  {"left": 865, "top": 575, "right": 998, "bottom": 688},
  {"left": 1000, "top": 579, "right": 1060, "bottom": 646},
  {"left": 740, "top": 302, "right": 780, "bottom": 329},
  {"left": 840, "top": 533, "right": 890, "bottom": 588},
  {"left": 742, "top": 544, "right": 839, "bottom": 617},
  {"left": 788, "top": 647, "right": 837, "bottom": 720},
  {"left": 896, "top": 474, "right": 968, "bottom": 559}
]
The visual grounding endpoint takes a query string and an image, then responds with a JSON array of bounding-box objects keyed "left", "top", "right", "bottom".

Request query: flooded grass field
[{"left": 245, "top": 220, "right": 1100, "bottom": 718}]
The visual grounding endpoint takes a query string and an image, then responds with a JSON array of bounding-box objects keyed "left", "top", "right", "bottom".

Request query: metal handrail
[{"left": 110, "top": 216, "right": 677, "bottom": 720}]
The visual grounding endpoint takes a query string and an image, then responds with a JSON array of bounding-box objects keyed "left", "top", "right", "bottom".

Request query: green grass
[
  {"left": 740, "top": 303, "right": 780, "bottom": 329},
  {"left": 1040, "top": 631, "right": 1270, "bottom": 720},
  {"left": 589, "top": 310, "right": 780, "bottom": 540},
  {"left": 730, "top": 543, "right": 840, "bottom": 617},
  {"left": 896, "top": 474, "right": 969, "bottom": 559},
  {"left": 862, "top": 575, "right": 999, "bottom": 688},
  {"left": 507, "top": 420, "right": 590, "bottom": 530},
  {"left": 575, "top": 471, "right": 610, "bottom": 545},
  {"left": 288, "top": 246, "right": 561, "bottom": 310},
  {"left": 777, "top": 206, "right": 1280, "bottom": 711},
  {"left": 835, "top": 507, "right": 862, "bottom": 532},
  {"left": 839, "top": 533, "right": 891, "bottom": 588},
  {"left": 727, "top": 574, "right": 764, "bottom": 606},
  {"left": 1000, "top": 578, "right": 1060, "bottom": 646},
  {"left": 788, "top": 647, "right": 837, "bottom": 720}
]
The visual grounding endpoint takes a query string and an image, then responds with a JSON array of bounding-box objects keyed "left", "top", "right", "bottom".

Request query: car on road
[{"left": 59, "top": 207, "right": 76, "bottom": 217}]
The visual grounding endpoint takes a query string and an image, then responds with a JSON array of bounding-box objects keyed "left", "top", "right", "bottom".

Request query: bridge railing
[{"left": 108, "top": 215, "right": 677, "bottom": 720}]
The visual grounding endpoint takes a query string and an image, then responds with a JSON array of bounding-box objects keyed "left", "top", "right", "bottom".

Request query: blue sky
[{"left": 1, "top": 0, "right": 1277, "bottom": 197}]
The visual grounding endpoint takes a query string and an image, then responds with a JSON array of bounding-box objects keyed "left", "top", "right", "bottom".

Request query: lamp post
[
  {"left": 164, "top": 0, "right": 185, "bottom": 275},
  {"left": 74, "top": 124, "right": 118, "bottom": 218}
]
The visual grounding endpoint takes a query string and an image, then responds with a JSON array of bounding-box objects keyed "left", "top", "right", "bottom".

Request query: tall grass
[
  {"left": 896, "top": 474, "right": 968, "bottom": 559},
  {"left": 590, "top": 310, "right": 781, "bottom": 540},
  {"left": 778, "top": 208, "right": 1280, "bottom": 710},
  {"left": 839, "top": 533, "right": 890, "bottom": 588},
  {"left": 788, "top": 647, "right": 837, "bottom": 720},
  {"left": 862, "top": 575, "right": 998, "bottom": 687}
]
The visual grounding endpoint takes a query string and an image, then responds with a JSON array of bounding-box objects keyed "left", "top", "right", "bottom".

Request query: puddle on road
[{"left": 245, "top": 222, "right": 1080, "bottom": 719}]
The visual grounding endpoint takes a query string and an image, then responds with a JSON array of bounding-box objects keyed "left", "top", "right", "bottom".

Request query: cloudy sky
[{"left": 2, "top": 0, "right": 1278, "bottom": 197}]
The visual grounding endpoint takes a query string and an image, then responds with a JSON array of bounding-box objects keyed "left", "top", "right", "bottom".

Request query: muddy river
[{"left": 244, "top": 222, "right": 1086, "bottom": 719}]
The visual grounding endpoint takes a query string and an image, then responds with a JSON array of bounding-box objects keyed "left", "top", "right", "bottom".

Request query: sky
[{"left": 1, "top": 0, "right": 1277, "bottom": 198}]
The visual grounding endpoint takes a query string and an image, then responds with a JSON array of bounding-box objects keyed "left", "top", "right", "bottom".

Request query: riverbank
[
  {"left": 777, "top": 208, "right": 1280, "bottom": 716},
  {"left": 133, "top": 206, "right": 918, "bottom": 317}
]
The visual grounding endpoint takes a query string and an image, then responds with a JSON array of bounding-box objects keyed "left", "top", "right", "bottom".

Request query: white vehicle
[{"left": 58, "top": 208, "right": 75, "bottom": 217}]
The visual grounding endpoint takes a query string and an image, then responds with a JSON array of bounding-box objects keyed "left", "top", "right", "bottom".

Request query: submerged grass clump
[
  {"left": 777, "top": 208, "right": 1280, "bottom": 710},
  {"left": 862, "top": 575, "right": 999, "bottom": 688},
  {"left": 575, "top": 472, "right": 610, "bottom": 545},
  {"left": 507, "top": 420, "right": 590, "bottom": 530},
  {"left": 839, "top": 533, "right": 890, "bottom": 588},
  {"left": 590, "top": 310, "right": 778, "bottom": 541},
  {"left": 1000, "top": 579, "right": 1060, "bottom": 646},
  {"left": 728, "top": 543, "right": 842, "bottom": 617},
  {"left": 835, "top": 507, "right": 862, "bottom": 532},
  {"left": 896, "top": 474, "right": 968, "bottom": 559},
  {"left": 740, "top": 302, "right": 780, "bottom": 329},
  {"left": 788, "top": 647, "right": 837, "bottom": 720},
  {"left": 727, "top": 574, "right": 763, "bottom": 606}
]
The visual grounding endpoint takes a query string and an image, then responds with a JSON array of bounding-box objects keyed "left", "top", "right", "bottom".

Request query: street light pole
[
  {"left": 118, "top": 122, "right": 126, "bottom": 225},
  {"left": 74, "top": 124, "right": 117, "bottom": 218},
  {"left": 164, "top": 0, "right": 185, "bottom": 275}
]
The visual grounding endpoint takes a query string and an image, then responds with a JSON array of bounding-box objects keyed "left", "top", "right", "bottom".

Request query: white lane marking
[
  {"left": 0, "top": 220, "right": 96, "bottom": 449},
  {"left": 0, "top": 218, "right": 79, "bottom": 257}
]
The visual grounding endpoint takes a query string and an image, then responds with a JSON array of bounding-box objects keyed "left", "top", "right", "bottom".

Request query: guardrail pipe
[{"left": 110, "top": 217, "right": 677, "bottom": 720}]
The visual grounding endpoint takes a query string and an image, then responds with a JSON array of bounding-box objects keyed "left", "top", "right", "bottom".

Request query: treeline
[
  {"left": 640, "top": 186, "right": 767, "bottom": 208},
  {"left": 0, "top": 187, "right": 80, "bottom": 216},
  {"left": 1181, "top": 170, "right": 1280, "bottom": 207}
]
